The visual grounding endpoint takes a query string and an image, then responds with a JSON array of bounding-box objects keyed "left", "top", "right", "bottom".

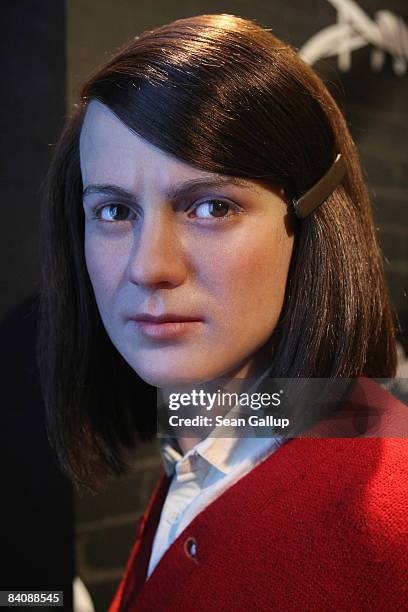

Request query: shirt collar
[
  {"left": 159, "top": 435, "right": 239, "bottom": 477},
  {"left": 159, "top": 432, "right": 283, "bottom": 478}
]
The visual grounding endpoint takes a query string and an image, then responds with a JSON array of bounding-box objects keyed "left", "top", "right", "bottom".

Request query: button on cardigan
[
  {"left": 148, "top": 434, "right": 285, "bottom": 577},
  {"left": 109, "top": 377, "right": 408, "bottom": 611}
]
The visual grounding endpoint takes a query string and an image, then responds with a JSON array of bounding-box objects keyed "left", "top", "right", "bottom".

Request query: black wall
[
  {"left": 1, "top": 0, "right": 66, "bottom": 319},
  {"left": 1, "top": 2, "right": 73, "bottom": 610}
]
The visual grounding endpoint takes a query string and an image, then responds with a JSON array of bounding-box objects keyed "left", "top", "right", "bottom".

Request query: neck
[{"left": 168, "top": 352, "right": 273, "bottom": 457}]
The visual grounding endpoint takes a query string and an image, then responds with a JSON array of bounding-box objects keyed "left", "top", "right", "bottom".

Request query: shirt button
[{"left": 184, "top": 537, "right": 198, "bottom": 562}]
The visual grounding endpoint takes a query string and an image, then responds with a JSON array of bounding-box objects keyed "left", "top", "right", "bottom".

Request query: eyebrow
[{"left": 82, "top": 176, "right": 257, "bottom": 202}]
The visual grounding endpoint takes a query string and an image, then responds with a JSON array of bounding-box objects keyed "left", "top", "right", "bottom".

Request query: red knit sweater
[{"left": 109, "top": 378, "right": 408, "bottom": 611}]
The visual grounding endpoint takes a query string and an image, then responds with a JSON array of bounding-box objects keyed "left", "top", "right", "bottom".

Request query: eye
[
  {"left": 97, "top": 204, "right": 136, "bottom": 222},
  {"left": 188, "top": 199, "right": 238, "bottom": 220}
]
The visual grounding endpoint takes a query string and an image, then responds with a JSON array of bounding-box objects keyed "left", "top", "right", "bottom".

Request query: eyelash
[
  {"left": 91, "top": 203, "right": 137, "bottom": 223},
  {"left": 91, "top": 199, "right": 242, "bottom": 224}
]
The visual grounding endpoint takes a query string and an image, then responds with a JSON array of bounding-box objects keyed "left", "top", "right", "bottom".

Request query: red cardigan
[{"left": 109, "top": 378, "right": 408, "bottom": 611}]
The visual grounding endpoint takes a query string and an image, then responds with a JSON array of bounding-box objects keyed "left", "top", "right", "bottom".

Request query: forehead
[{"left": 79, "top": 100, "right": 219, "bottom": 192}]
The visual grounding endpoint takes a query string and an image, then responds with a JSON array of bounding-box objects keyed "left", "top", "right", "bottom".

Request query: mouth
[{"left": 128, "top": 313, "right": 204, "bottom": 340}]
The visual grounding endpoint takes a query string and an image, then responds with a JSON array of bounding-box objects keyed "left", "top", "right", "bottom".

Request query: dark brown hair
[{"left": 39, "top": 14, "right": 397, "bottom": 490}]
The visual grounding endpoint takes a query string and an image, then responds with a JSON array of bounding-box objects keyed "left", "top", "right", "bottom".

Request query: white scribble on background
[{"left": 299, "top": 0, "right": 408, "bottom": 75}]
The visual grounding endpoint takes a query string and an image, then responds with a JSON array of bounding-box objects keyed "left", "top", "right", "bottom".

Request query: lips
[
  {"left": 128, "top": 313, "right": 203, "bottom": 340},
  {"left": 130, "top": 313, "right": 202, "bottom": 323}
]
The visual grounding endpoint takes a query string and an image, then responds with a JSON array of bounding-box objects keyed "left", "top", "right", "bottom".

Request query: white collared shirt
[{"left": 147, "top": 432, "right": 285, "bottom": 578}]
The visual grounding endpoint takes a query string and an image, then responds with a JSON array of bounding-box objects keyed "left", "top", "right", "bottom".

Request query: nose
[{"left": 127, "top": 212, "right": 188, "bottom": 289}]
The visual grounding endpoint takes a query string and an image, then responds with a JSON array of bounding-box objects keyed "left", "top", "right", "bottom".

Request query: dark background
[
  {"left": 1, "top": 1, "right": 407, "bottom": 610},
  {"left": 1, "top": 2, "right": 74, "bottom": 610}
]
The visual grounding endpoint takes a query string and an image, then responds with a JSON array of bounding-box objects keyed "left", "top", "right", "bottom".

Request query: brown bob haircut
[{"left": 39, "top": 14, "right": 397, "bottom": 490}]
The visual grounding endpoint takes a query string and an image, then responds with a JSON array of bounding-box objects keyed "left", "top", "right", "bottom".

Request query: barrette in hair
[{"left": 292, "top": 153, "right": 346, "bottom": 219}]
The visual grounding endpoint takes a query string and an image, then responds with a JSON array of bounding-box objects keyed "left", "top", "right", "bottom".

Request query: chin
[
  {"left": 135, "top": 368, "right": 214, "bottom": 389},
  {"left": 131, "top": 358, "right": 228, "bottom": 389}
]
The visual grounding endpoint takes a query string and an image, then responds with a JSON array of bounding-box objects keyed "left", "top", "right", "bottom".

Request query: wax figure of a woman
[{"left": 39, "top": 14, "right": 407, "bottom": 611}]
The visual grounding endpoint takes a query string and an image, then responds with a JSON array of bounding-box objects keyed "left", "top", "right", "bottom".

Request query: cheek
[
  {"left": 84, "top": 231, "right": 127, "bottom": 307},
  {"left": 198, "top": 226, "right": 294, "bottom": 325}
]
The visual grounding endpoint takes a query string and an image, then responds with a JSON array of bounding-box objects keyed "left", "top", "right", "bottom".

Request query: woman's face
[{"left": 80, "top": 101, "right": 295, "bottom": 387}]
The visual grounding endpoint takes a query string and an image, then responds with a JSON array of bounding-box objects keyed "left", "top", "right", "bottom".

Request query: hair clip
[{"left": 292, "top": 153, "right": 346, "bottom": 219}]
